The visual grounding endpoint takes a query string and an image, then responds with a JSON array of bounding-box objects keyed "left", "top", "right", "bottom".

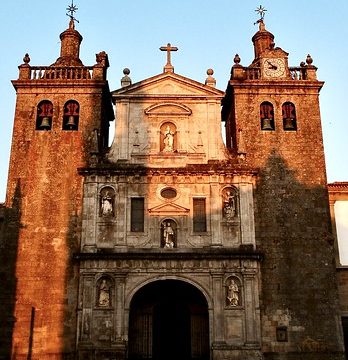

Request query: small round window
[{"left": 161, "top": 188, "right": 177, "bottom": 199}]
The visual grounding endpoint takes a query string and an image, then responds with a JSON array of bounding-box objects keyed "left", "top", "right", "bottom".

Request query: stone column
[
  {"left": 239, "top": 181, "right": 256, "bottom": 247},
  {"left": 116, "top": 179, "right": 127, "bottom": 246},
  {"left": 211, "top": 273, "right": 225, "bottom": 342},
  {"left": 114, "top": 274, "right": 126, "bottom": 341},
  {"left": 81, "top": 182, "right": 98, "bottom": 252},
  {"left": 243, "top": 270, "right": 260, "bottom": 345},
  {"left": 206, "top": 101, "right": 218, "bottom": 159},
  {"left": 79, "top": 275, "right": 94, "bottom": 344},
  {"left": 116, "top": 100, "right": 130, "bottom": 160},
  {"left": 210, "top": 179, "right": 222, "bottom": 246}
]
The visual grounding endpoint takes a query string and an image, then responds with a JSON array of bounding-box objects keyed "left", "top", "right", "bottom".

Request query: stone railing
[
  {"left": 18, "top": 64, "right": 107, "bottom": 81},
  {"left": 244, "top": 67, "right": 261, "bottom": 80},
  {"left": 289, "top": 67, "right": 307, "bottom": 80},
  {"left": 231, "top": 65, "right": 317, "bottom": 81},
  {"left": 29, "top": 66, "right": 93, "bottom": 80}
]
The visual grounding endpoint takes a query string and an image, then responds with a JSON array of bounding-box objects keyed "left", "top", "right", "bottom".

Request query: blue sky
[{"left": 0, "top": 0, "right": 347, "bottom": 202}]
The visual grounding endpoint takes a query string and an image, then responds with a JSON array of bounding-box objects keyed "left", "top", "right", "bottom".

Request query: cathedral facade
[{"left": 0, "top": 12, "right": 345, "bottom": 360}]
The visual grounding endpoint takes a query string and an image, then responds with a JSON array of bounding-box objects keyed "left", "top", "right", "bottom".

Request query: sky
[{"left": 0, "top": 0, "right": 348, "bottom": 205}]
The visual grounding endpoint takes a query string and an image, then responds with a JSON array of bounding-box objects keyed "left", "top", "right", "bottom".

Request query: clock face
[{"left": 263, "top": 58, "right": 286, "bottom": 78}]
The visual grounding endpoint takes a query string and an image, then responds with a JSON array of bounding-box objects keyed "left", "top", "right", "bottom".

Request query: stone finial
[
  {"left": 231, "top": 54, "right": 245, "bottom": 80},
  {"left": 23, "top": 53, "right": 30, "bottom": 64},
  {"left": 18, "top": 53, "right": 31, "bottom": 79},
  {"left": 305, "top": 54, "right": 317, "bottom": 80},
  {"left": 234, "top": 54, "right": 241, "bottom": 65},
  {"left": 121, "top": 68, "right": 132, "bottom": 87},
  {"left": 205, "top": 68, "right": 216, "bottom": 87},
  {"left": 306, "top": 54, "right": 313, "bottom": 67}
]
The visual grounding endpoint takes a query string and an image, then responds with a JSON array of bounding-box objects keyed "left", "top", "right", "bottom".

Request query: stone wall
[{"left": 223, "top": 78, "right": 345, "bottom": 358}]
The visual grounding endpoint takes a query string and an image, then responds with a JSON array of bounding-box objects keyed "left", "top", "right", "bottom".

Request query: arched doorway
[{"left": 128, "top": 280, "right": 209, "bottom": 360}]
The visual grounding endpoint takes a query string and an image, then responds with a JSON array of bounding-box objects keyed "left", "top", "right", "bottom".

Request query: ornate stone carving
[
  {"left": 226, "top": 277, "right": 240, "bottom": 307},
  {"left": 222, "top": 187, "right": 237, "bottom": 221},
  {"left": 99, "top": 187, "right": 115, "bottom": 217},
  {"left": 163, "top": 125, "right": 175, "bottom": 152},
  {"left": 161, "top": 219, "right": 177, "bottom": 248},
  {"left": 160, "top": 122, "right": 176, "bottom": 152},
  {"left": 97, "top": 278, "right": 111, "bottom": 307}
]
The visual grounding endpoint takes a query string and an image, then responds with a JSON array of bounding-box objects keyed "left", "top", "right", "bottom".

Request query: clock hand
[{"left": 266, "top": 60, "right": 277, "bottom": 70}]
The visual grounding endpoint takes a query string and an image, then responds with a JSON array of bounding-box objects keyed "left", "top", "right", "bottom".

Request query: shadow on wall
[
  {"left": 255, "top": 150, "right": 342, "bottom": 355},
  {"left": 0, "top": 181, "right": 21, "bottom": 360}
]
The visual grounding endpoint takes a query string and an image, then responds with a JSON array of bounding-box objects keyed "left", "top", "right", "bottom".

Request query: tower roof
[
  {"left": 251, "top": 19, "right": 275, "bottom": 60},
  {"left": 53, "top": 18, "right": 83, "bottom": 66}
]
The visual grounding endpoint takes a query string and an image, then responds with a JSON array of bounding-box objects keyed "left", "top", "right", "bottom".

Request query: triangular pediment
[
  {"left": 111, "top": 72, "right": 224, "bottom": 98},
  {"left": 148, "top": 202, "right": 190, "bottom": 214}
]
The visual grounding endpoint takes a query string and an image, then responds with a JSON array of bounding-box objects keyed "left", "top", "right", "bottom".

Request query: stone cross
[{"left": 160, "top": 43, "right": 178, "bottom": 73}]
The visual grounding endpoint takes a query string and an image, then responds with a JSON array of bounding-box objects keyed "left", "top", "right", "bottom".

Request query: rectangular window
[
  {"left": 131, "top": 198, "right": 144, "bottom": 232},
  {"left": 193, "top": 198, "right": 207, "bottom": 232}
]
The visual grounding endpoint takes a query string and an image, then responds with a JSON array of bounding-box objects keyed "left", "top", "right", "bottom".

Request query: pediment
[
  {"left": 263, "top": 47, "right": 289, "bottom": 58},
  {"left": 144, "top": 102, "right": 192, "bottom": 116},
  {"left": 112, "top": 72, "right": 224, "bottom": 98},
  {"left": 148, "top": 202, "right": 190, "bottom": 214}
]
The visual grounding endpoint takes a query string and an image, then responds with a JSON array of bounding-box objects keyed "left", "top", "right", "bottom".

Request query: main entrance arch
[{"left": 128, "top": 279, "right": 209, "bottom": 360}]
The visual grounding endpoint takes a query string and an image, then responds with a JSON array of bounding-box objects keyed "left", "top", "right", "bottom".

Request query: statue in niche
[
  {"left": 100, "top": 189, "right": 114, "bottom": 217},
  {"left": 227, "top": 278, "right": 240, "bottom": 306},
  {"left": 98, "top": 279, "right": 111, "bottom": 307},
  {"left": 163, "top": 125, "right": 175, "bottom": 152},
  {"left": 162, "top": 221, "right": 175, "bottom": 248},
  {"left": 223, "top": 189, "right": 236, "bottom": 220}
]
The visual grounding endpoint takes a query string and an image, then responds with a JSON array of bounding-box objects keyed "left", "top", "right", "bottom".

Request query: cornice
[{"left": 74, "top": 247, "right": 263, "bottom": 262}]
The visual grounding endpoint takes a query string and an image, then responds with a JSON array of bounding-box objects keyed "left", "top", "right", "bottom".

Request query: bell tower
[
  {"left": 5, "top": 11, "right": 113, "bottom": 358},
  {"left": 222, "top": 10, "right": 345, "bottom": 360}
]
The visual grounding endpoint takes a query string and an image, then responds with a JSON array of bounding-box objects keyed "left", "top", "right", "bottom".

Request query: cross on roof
[
  {"left": 159, "top": 43, "right": 178, "bottom": 73},
  {"left": 66, "top": 0, "right": 79, "bottom": 23}
]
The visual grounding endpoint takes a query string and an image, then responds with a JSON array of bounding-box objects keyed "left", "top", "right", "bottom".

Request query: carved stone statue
[
  {"left": 227, "top": 279, "right": 239, "bottom": 306},
  {"left": 101, "top": 191, "right": 113, "bottom": 217},
  {"left": 162, "top": 221, "right": 175, "bottom": 248},
  {"left": 223, "top": 190, "right": 236, "bottom": 220},
  {"left": 98, "top": 279, "right": 111, "bottom": 307},
  {"left": 163, "top": 125, "right": 175, "bottom": 152}
]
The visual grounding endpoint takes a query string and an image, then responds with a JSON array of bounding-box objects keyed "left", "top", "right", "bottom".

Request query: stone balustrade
[{"left": 17, "top": 65, "right": 108, "bottom": 81}]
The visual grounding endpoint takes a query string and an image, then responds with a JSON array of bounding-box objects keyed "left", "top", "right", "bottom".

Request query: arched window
[
  {"left": 260, "top": 102, "right": 274, "bottom": 130},
  {"left": 36, "top": 100, "right": 53, "bottom": 130},
  {"left": 282, "top": 102, "right": 297, "bottom": 130},
  {"left": 62, "top": 100, "right": 79, "bottom": 130},
  {"left": 160, "top": 122, "right": 177, "bottom": 152}
]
